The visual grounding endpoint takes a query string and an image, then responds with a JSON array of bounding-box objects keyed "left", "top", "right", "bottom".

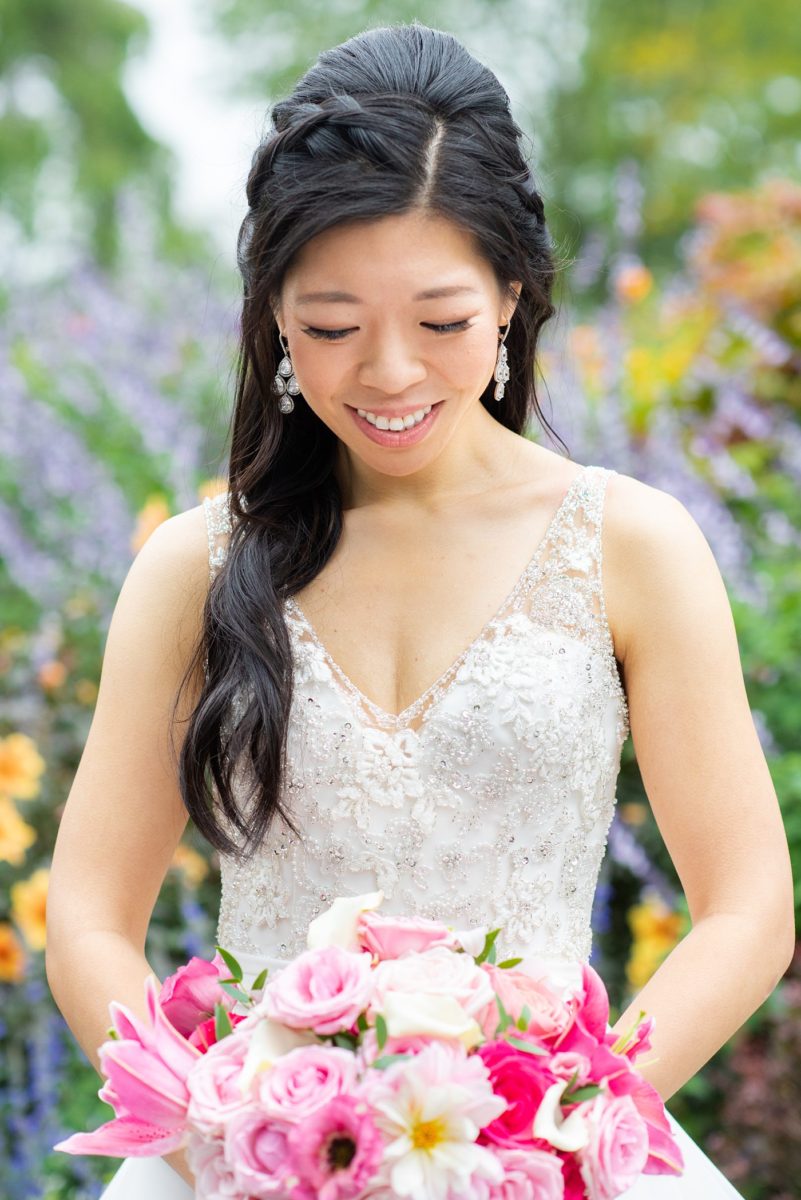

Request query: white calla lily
[
  {"left": 533, "top": 1078, "right": 591, "bottom": 1151},
  {"left": 380, "top": 990, "right": 484, "bottom": 1050},
  {"left": 306, "top": 890, "right": 385, "bottom": 952}
]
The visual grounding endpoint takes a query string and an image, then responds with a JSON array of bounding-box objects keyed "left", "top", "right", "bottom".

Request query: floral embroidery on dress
[{"left": 202, "top": 464, "right": 630, "bottom": 967}]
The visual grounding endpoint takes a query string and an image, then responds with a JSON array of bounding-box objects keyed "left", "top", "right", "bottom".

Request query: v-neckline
[{"left": 284, "top": 464, "right": 592, "bottom": 728}]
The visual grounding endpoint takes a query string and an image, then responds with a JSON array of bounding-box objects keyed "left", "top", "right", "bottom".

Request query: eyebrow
[{"left": 293, "top": 285, "right": 482, "bottom": 305}]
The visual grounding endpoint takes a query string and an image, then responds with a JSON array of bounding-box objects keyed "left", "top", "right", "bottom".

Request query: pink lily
[{"left": 54, "top": 974, "right": 202, "bottom": 1158}]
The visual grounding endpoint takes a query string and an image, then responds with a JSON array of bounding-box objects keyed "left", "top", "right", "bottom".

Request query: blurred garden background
[{"left": 1, "top": 0, "right": 800, "bottom": 1196}]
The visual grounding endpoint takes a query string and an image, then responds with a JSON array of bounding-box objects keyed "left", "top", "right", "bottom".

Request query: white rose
[{"left": 306, "top": 890, "right": 385, "bottom": 952}]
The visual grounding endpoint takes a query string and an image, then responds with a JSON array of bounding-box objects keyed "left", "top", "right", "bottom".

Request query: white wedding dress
[{"left": 99, "top": 463, "right": 744, "bottom": 1198}]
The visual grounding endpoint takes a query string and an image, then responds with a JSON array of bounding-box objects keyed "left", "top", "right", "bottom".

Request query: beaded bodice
[{"left": 201, "top": 464, "right": 629, "bottom": 977}]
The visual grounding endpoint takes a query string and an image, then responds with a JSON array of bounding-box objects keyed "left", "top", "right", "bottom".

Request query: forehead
[{"left": 282, "top": 210, "right": 497, "bottom": 304}]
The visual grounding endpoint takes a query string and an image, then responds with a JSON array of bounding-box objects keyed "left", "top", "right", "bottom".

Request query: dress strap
[{"left": 202, "top": 491, "right": 232, "bottom": 584}]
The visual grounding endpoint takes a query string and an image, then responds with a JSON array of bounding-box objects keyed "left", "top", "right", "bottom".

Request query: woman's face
[{"left": 273, "top": 209, "right": 521, "bottom": 479}]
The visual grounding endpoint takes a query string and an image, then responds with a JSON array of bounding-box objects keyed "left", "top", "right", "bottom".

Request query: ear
[{"left": 500, "top": 282, "right": 522, "bottom": 327}]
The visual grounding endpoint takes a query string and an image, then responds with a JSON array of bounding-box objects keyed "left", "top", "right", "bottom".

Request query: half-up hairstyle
[{"left": 174, "top": 20, "right": 565, "bottom": 863}]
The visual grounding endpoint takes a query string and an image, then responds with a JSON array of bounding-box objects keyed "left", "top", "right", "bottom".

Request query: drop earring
[
  {"left": 493, "top": 324, "right": 511, "bottom": 402},
  {"left": 273, "top": 333, "right": 301, "bottom": 413}
]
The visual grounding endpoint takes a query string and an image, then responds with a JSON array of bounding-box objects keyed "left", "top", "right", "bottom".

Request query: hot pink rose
[
  {"left": 260, "top": 945, "right": 374, "bottom": 1036},
  {"left": 189, "top": 1010, "right": 248, "bottom": 1052},
  {"left": 370, "top": 943, "right": 494, "bottom": 1020},
  {"left": 577, "top": 1093, "right": 650, "bottom": 1199},
  {"left": 255, "top": 1044, "right": 359, "bottom": 1123},
  {"left": 476, "top": 963, "right": 574, "bottom": 1043},
  {"left": 185, "top": 1027, "right": 252, "bottom": 1136},
  {"left": 357, "top": 910, "right": 460, "bottom": 960},
  {"left": 476, "top": 1035, "right": 559, "bottom": 1151},
  {"left": 224, "top": 1106, "right": 294, "bottom": 1197},
  {"left": 159, "top": 952, "right": 233, "bottom": 1038}
]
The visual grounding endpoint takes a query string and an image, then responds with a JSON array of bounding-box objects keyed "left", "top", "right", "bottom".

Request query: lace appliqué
[{"left": 202, "top": 467, "right": 630, "bottom": 968}]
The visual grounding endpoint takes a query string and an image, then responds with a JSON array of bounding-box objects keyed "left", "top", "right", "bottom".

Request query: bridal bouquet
[{"left": 55, "top": 891, "right": 684, "bottom": 1199}]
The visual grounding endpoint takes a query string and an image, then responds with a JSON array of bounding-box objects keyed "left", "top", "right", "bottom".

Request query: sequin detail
[{"left": 201, "top": 466, "right": 630, "bottom": 968}]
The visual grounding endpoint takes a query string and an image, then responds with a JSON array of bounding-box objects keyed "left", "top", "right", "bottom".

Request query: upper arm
[
  {"left": 603, "top": 473, "right": 794, "bottom": 958},
  {"left": 47, "top": 503, "right": 211, "bottom": 957}
]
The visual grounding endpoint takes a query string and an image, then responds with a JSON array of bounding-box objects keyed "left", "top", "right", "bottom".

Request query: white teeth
[{"left": 356, "top": 404, "right": 433, "bottom": 431}]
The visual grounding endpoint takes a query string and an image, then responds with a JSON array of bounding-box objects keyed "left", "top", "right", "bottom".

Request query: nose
[{"left": 356, "top": 328, "right": 428, "bottom": 395}]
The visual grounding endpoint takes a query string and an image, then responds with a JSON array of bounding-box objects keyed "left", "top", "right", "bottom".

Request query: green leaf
[
  {"left": 497, "top": 956, "right": 524, "bottom": 969},
  {"left": 493, "top": 992, "right": 512, "bottom": 1035},
  {"left": 105, "top": 1027, "right": 120, "bottom": 1040},
  {"left": 357, "top": 1012, "right": 369, "bottom": 1033},
  {"left": 214, "top": 1002, "right": 233, "bottom": 1041},
  {"left": 375, "top": 1013, "right": 388, "bottom": 1052},
  {"left": 251, "top": 969, "right": 269, "bottom": 991},
  {"left": 563, "top": 1082, "right": 604, "bottom": 1103},
  {"left": 372, "top": 1052, "right": 413, "bottom": 1070},
  {"left": 214, "top": 946, "right": 243, "bottom": 983},
  {"left": 518, "top": 1004, "right": 531, "bottom": 1030},
  {"left": 504, "top": 1034, "right": 549, "bottom": 1056},
  {"left": 219, "top": 981, "right": 250, "bottom": 1006},
  {"left": 475, "top": 928, "right": 501, "bottom": 965},
  {"left": 332, "top": 1033, "right": 358, "bottom": 1050}
]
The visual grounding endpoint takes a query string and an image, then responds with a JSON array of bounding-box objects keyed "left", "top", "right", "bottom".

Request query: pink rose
[
  {"left": 255, "top": 1044, "right": 359, "bottom": 1123},
  {"left": 357, "top": 911, "right": 460, "bottom": 960},
  {"left": 577, "top": 1094, "right": 650, "bottom": 1199},
  {"left": 605, "top": 1066, "right": 685, "bottom": 1177},
  {"left": 470, "top": 1146, "right": 565, "bottom": 1200},
  {"left": 370, "top": 944, "right": 494, "bottom": 1020},
  {"left": 159, "top": 952, "right": 232, "bottom": 1038},
  {"left": 185, "top": 1027, "right": 252, "bottom": 1136},
  {"left": 185, "top": 1132, "right": 241, "bottom": 1200},
  {"left": 260, "top": 946, "right": 374, "bottom": 1036},
  {"left": 224, "top": 1106, "right": 294, "bottom": 1197},
  {"left": 476, "top": 963, "right": 574, "bottom": 1043},
  {"left": 476, "top": 1036, "right": 559, "bottom": 1151},
  {"left": 357, "top": 1025, "right": 442, "bottom": 1068}
]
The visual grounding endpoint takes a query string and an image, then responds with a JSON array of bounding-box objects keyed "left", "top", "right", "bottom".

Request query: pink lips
[{"left": 347, "top": 401, "right": 443, "bottom": 447}]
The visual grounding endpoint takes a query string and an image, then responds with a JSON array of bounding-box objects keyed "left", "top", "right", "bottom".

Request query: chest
[{"left": 287, "top": 472, "right": 602, "bottom": 720}]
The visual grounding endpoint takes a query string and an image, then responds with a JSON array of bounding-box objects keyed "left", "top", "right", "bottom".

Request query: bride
[{"left": 46, "top": 21, "right": 793, "bottom": 1199}]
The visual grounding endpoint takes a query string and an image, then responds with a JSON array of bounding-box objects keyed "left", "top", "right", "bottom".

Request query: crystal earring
[
  {"left": 273, "top": 333, "right": 301, "bottom": 413},
  {"left": 493, "top": 324, "right": 511, "bottom": 402}
]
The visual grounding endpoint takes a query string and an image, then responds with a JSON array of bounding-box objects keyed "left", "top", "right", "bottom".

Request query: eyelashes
[{"left": 301, "top": 320, "right": 473, "bottom": 341}]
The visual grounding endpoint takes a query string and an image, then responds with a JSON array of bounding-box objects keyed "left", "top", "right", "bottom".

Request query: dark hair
[{"left": 174, "top": 20, "right": 565, "bottom": 862}]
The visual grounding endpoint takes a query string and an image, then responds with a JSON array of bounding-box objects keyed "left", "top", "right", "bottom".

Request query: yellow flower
[
  {"left": 171, "top": 843, "right": 210, "bottom": 886},
  {"left": 0, "top": 732, "right": 46, "bottom": 801},
  {"left": 625, "top": 892, "right": 685, "bottom": 990},
  {"left": 130, "top": 495, "right": 171, "bottom": 555},
  {"left": 11, "top": 867, "right": 49, "bottom": 952},
  {"left": 0, "top": 923, "right": 27, "bottom": 983},
  {"left": 199, "top": 477, "right": 229, "bottom": 503},
  {"left": 0, "top": 795, "right": 37, "bottom": 864},
  {"left": 74, "top": 678, "right": 99, "bottom": 706}
]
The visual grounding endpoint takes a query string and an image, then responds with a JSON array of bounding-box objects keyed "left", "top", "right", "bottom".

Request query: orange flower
[
  {"left": 11, "top": 867, "right": 49, "bottom": 952},
  {"left": 614, "top": 263, "right": 654, "bottom": 304},
  {"left": 0, "top": 923, "right": 26, "bottom": 983},
  {"left": 38, "top": 660, "right": 68, "bottom": 691},
  {"left": 0, "top": 732, "right": 46, "bottom": 801},
  {"left": 0, "top": 795, "right": 37, "bottom": 864},
  {"left": 130, "top": 495, "right": 171, "bottom": 555}
]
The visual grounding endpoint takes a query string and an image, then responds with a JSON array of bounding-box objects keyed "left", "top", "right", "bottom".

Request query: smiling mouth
[{"left": 347, "top": 400, "right": 443, "bottom": 424}]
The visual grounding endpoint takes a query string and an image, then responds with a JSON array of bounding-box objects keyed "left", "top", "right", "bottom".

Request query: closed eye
[{"left": 301, "top": 320, "right": 473, "bottom": 342}]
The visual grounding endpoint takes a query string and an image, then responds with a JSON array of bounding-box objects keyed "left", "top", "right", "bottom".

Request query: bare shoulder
[{"left": 601, "top": 470, "right": 731, "bottom": 667}]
